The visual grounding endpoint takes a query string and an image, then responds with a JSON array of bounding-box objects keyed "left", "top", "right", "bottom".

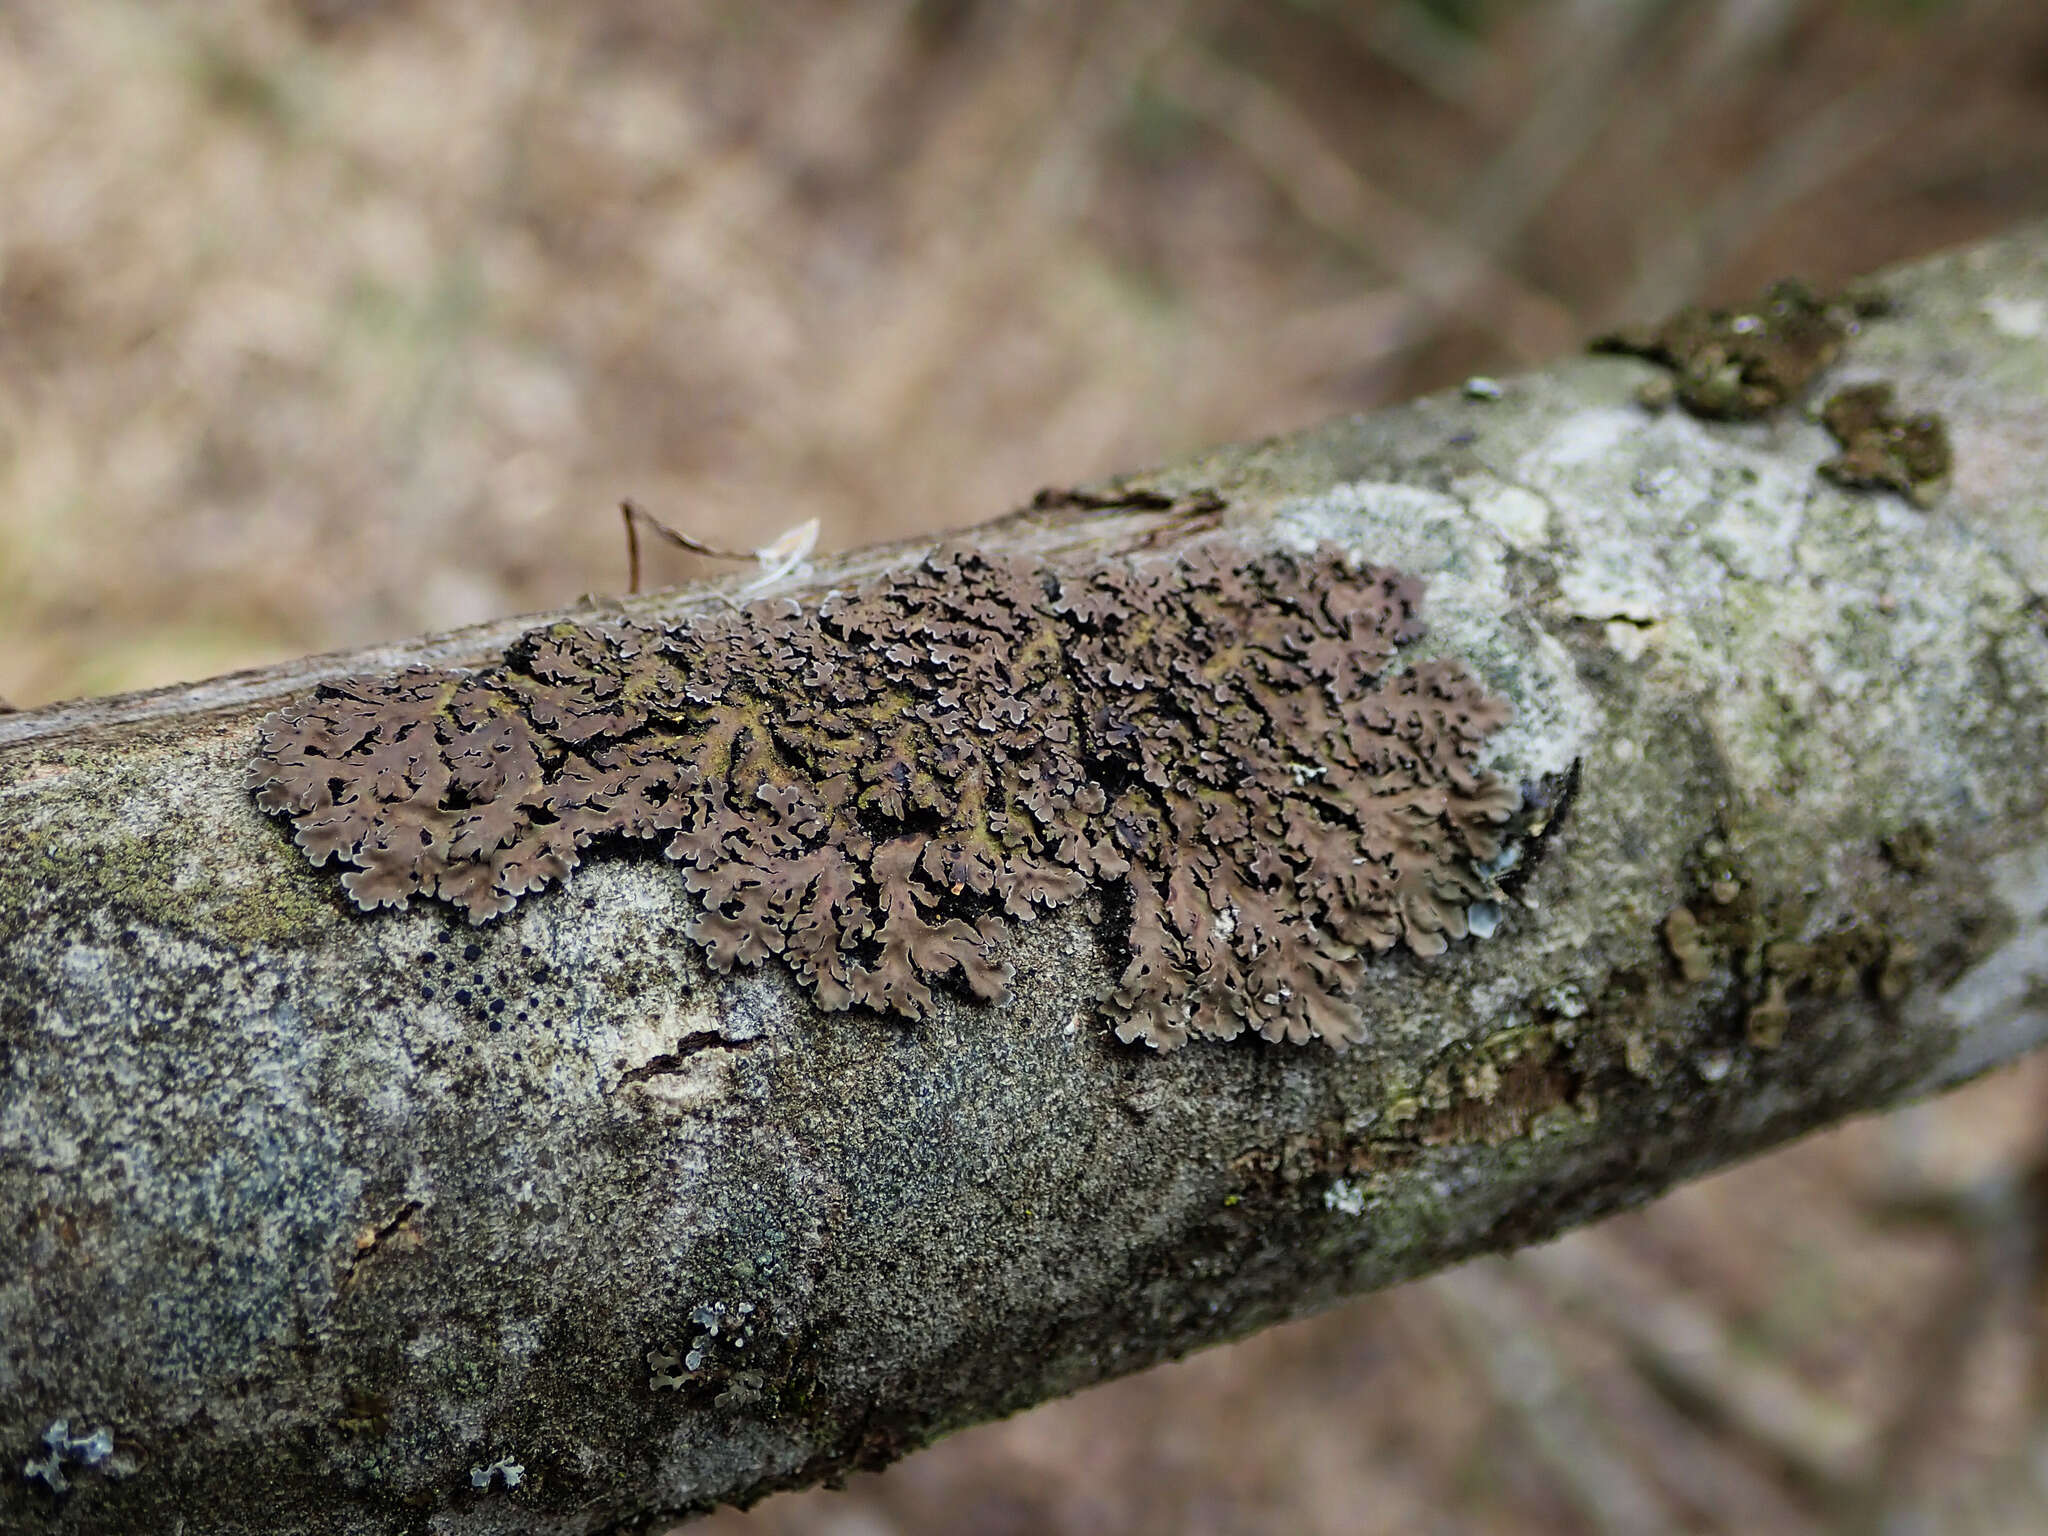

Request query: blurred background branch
[
  {"left": 9, "top": 0, "right": 2048, "bottom": 711},
  {"left": 7, "top": 3, "right": 2048, "bottom": 1531}
]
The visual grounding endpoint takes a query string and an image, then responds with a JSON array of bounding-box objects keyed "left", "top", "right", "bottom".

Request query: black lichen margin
[{"left": 247, "top": 539, "right": 1516, "bottom": 1049}]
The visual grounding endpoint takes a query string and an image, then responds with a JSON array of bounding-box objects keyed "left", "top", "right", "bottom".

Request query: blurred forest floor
[{"left": 7, "top": 1, "right": 2048, "bottom": 1530}]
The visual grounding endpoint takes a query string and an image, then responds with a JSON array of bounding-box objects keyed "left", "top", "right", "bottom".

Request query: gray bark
[{"left": 5, "top": 225, "right": 2048, "bottom": 1535}]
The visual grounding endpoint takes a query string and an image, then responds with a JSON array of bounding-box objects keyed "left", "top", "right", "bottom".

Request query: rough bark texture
[{"left": 5, "top": 227, "right": 2048, "bottom": 1535}]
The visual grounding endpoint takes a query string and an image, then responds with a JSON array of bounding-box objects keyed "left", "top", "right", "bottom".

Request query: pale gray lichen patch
[
  {"left": 1501, "top": 385, "right": 2048, "bottom": 841},
  {"left": 1464, "top": 483, "right": 1553, "bottom": 549},
  {"left": 1538, "top": 404, "right": 1656, "bottom": 470},
  {"left": 1980, "top": 294, "right": 2048, "bottom": 339},
  {"left": 249, "top": 538, "right": 1519, "bottom": 1050},
  {"left": 1537, "top": 407, "right": 1820, "bottom": 622}
]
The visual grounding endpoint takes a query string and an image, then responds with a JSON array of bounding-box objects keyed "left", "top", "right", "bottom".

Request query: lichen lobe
[{"left": 248, "top": 539, "right": 1516, "bottom": 1049}]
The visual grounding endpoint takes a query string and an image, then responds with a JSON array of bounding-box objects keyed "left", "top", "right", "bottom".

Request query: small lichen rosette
[{"left": 249, "top": 539, "right": 1516, "bottom": 1048}]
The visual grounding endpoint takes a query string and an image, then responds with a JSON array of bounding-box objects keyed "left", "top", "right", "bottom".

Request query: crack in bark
[
  {"left": 339, "top": 1200, "right": 422, "bottom": 1289},
  {"left": 617, "top": 1030, "right": 764, "bottom": 1084}
]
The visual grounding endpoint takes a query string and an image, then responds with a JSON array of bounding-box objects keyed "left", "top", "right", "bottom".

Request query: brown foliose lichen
[
  {"left": 1594, "top": 278, "right": 1884, "bottom": 420},
  {"left": 1818, "top": 381, "right": 1952, "bottom": 507},
  {"left": 248, "top": 539, "right": 1516, "bottom": 1049}
]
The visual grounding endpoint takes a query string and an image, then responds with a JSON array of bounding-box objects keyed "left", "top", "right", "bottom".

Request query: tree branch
[{"left": 5, "top": 225, "right": 2048, "bottom": 1534}]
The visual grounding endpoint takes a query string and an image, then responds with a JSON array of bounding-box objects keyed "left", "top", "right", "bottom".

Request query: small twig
[
  {"left": 620, "top": 500, "right": 761, "bottom": 594},
  {"left": 619, "top": 500, "right": 820, "bottom": 597}
]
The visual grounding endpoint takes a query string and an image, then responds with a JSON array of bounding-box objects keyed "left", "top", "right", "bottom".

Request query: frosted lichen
[
  {"left": 469, "top": 1458, "right": 524, "bottom": 1490},
  {"left": 1322, "top": 1179, "right": 1367, "bottom": 1216},
  {"left": 249, "top": 538, "right": 1515, "bottom": 1049},
  {"left": 21, "top": 1421, "right": 114, "bottom": 1496}
]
